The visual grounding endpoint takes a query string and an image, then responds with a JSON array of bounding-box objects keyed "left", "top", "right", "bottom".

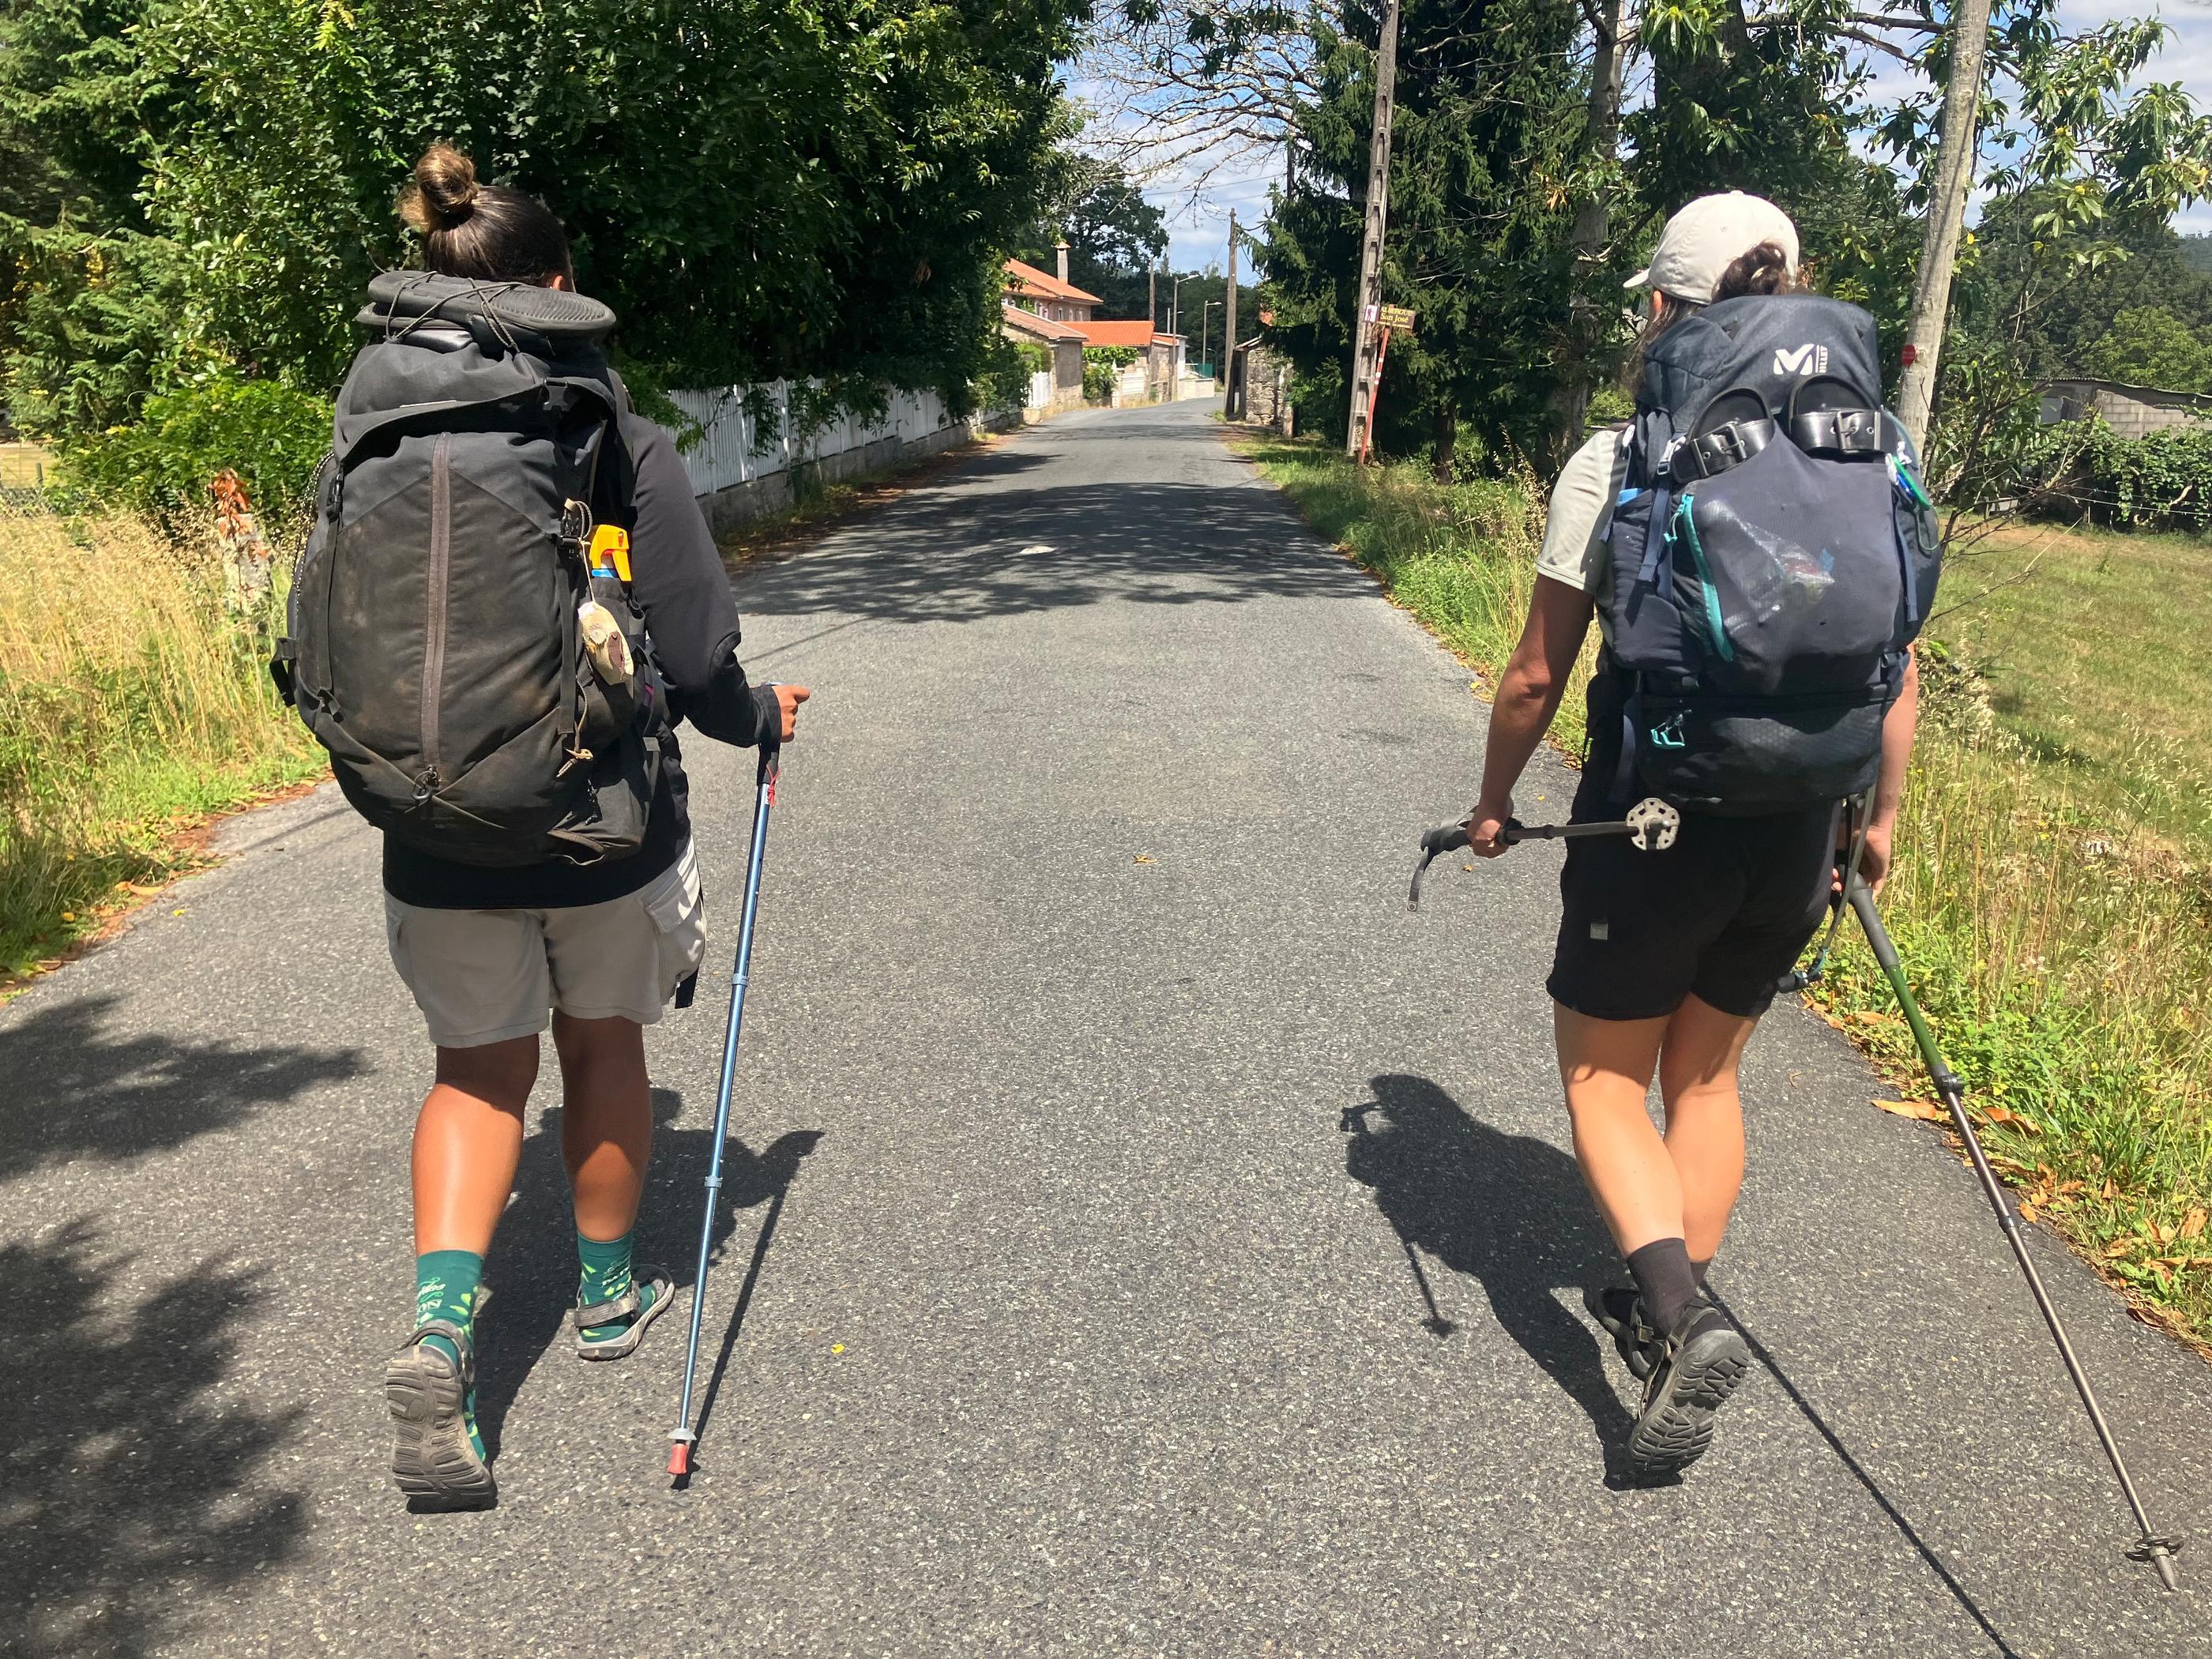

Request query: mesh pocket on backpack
[{"left": 1635, "top": 692, "right": 1889, "bottom": 815}]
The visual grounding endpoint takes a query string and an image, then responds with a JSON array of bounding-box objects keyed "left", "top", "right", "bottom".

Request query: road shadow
[
  {"left": 1717, "top": 1296, "right": 2024, "bottom": 1658},
  {"left": 471, "top": 1088, "right": 821, "bottom": 1464},
  {"left": 1341, "top": 1073, "right": 1638, "bottom": 1476},
  {"left": 679, "top": 1125, "right": 821, "bottom": 1476},
  {"left": 734, "top": 472, "right": 1373, "bottom": 626},
  {"left": 0, "top": 995, "right": 367, "bottom": 1184},
  {"left": 1, "top": 1217, "right": 305, "bottom": 1659}
]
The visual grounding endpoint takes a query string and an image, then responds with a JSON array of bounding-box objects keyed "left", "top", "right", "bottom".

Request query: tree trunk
[
  {"left": 1545, "top": 0, "right": 1627, "bottom": 472},
  {"left": 1896, "top": 0, "right": 1995, "bottom": 453}
]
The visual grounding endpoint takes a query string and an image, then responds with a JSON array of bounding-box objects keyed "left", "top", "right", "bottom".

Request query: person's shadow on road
[
  {"left": 1341, "top": 1073, "right": 1638, "bottom": 1479},
  {"left": 471, "top": 1088, "right": 820, "bottom": 1465}
]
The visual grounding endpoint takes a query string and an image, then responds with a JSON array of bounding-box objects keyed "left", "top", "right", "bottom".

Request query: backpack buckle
[
  {"left": 1791, "top": 408, "right": 1882, "bottom": 459},
  {"left": 559, "top": 498, "right": 592, "bottom": 557},
  {"left": 1671, "top": 418, "right": 1774, "bottom": 481}
]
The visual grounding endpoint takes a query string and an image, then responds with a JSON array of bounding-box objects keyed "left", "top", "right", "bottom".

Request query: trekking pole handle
[{"left": 1408, "top": 799, "right": 1681, "bottom": 911}]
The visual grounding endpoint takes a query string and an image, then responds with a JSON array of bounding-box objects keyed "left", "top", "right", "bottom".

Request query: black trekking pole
[
  {"left": 667, "top": 735, "right": 782, "bottom": 1479},
  {"left": 1409, "top": 796, "right": 1681, "bottom": 909},
  {"left": 1845, "top": 879, "right": 2184, "bottom": 1591}
]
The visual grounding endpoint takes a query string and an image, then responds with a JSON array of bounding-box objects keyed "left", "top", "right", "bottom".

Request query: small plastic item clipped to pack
[{"left": 578, "top": 601, "right": 634, "bottom": 684}]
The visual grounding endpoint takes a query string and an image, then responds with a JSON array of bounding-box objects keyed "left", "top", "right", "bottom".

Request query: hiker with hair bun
[
  {"left": 1460, "top": 192, "right": 1937, "bottom": 1480},
  {"left": 280, "top": 145, "right": 808, "bottom": 1509}
]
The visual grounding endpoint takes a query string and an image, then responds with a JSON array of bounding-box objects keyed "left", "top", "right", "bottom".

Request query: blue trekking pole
[{"left": 667, "top": 734, "right": 781, "bottom": 1478}]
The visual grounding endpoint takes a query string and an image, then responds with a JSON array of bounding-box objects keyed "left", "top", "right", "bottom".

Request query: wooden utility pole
[
  {"left": 1546, "top": 0, "right": 1628, "bottom": 468},
  {"left": 1345, "top": 0, "right": 1402, "bottom": 460},
  {"left": 1149, "top": 264, "right": 1158, "bottom": 333},
  {"left": 1896, "top": 0, "right": 1994, "bottom": 452},
  {"left": 1224, "top": 211, "right": 1240, "bottom": 419}
]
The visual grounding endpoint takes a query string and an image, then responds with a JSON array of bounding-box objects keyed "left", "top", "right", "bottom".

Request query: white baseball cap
[{"left": 1625, "top": 192, "right": 1800, "bottom": 305}]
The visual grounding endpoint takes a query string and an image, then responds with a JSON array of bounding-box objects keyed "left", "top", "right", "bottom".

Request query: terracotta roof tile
[{"left": 1003, "top": 258, "right": 1102, "bottom": 307}]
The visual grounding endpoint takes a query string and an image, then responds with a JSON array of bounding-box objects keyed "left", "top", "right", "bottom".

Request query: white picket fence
[
  {"left": 663, "top": 381, "right": 957, "bottom": 498},
  {"left": 1029, "top": 369, "right": 1055, "bottom": 412}
]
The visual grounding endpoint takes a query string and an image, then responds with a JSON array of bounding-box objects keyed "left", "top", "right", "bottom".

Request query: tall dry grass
[
  {"left": 0, "top": 499, "right": 321, "bottom": 977},
  {"left": 1243, "top": 433, "right": 2212, "bottom": 1347}
]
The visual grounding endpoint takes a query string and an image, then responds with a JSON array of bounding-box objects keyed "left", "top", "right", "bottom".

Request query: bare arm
[
  {"left": 1465, "top": 575, "right": 1597, "bottom": 855},
  {"left": 1858, "top": 645, "right": 1920, "bottom": 892}
]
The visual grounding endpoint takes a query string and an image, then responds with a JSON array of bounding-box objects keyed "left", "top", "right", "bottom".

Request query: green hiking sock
[
  {"left": 577, "top": 1228, "right": 654, "bottom": 1341},
  {"left": 414, "top": 1249, "right": 485, "bottom": 1460}
]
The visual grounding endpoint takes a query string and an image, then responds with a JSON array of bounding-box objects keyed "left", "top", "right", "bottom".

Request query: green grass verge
[
  {"left": 1239, "top": 431, "right": 2212, "bottom": 1351},
  {"left": 1931, "top": 520, "right": 2212, "bottom": 859},
  {"left": 2, "top": 502, "right": 323, "bottom": 984}
]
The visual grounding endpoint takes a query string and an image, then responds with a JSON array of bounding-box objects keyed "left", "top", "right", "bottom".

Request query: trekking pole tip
[
  {"left": 2128, "top": 1533, "right": 2184, "bottom": 1591},
  {"left": 667, "top": 1441, "right": 692, "bottom": 1477}
]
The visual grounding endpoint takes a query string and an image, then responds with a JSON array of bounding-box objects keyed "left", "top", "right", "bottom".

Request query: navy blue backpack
[{"left": 1598, "top": 294, "right": 1943, "bottom": 814}]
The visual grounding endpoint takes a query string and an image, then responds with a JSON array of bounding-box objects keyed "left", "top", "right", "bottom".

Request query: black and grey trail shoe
[
  {"left": 386, "top": 1319, "right": 495, "bottom": 1510},
  {"left": 1624, "top": 1299, "right": 1750, "bottom": 1482},
  {"left": 1586, "top": 1285, "right": 1661, "bottom": 1381}
]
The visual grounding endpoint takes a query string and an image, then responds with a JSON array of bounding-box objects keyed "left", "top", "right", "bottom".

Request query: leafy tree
[
  {"left": 1267, "top": 0, "right": 1613, "bottom": 474},
  {"left": 2077, "top": 304, "right": 2212, "bottom": 392},
  {"left": 1019, "top": 152, "right": 1170, "bottom": 318},
  {"left": 2, "top": 0, "right": 1085, "bottom": 453}
]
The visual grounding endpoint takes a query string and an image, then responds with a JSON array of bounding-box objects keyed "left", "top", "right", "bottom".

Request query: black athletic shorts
[{"left": 1545, "top": 780, "right": 1842, "bottom": 1022}]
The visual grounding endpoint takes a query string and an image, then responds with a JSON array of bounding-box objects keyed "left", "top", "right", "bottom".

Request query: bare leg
[
  {"left": 1553, "top": 1004, "right": 1676, "bottom": 1255},
  {"left": 412, "top": 1037, "right": 540, "bottom": 1256},
  {"left": 1657, "top": 995, "right": 1757, "bottom": 1266},
  {"left": 552, "top": 1011, "right": 653, "bottom": 1241}
]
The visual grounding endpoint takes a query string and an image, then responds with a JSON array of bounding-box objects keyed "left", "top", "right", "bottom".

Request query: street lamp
[
  {"left": 1200, "top": 300, "right": 1222, "bottom": 377},
  {"left": 1170, "top": 273, "right": 1187, "bottom": 339}
]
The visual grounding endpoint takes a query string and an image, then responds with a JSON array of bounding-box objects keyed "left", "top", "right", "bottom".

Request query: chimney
[{"left": 1055, "top": 240, "right": 1070, "bottom": 286}]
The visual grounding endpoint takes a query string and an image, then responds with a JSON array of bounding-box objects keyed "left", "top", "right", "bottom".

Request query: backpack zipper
[
  {"left": 1672, "top": 491, "right": 1736, "bottom": 663},
  {"left": 419, "top": 432, "right": 453, "bottom": 793}
]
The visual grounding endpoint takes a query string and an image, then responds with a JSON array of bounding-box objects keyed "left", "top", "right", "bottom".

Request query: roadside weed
[{"left": 0, "top": 502, "right": 321, "bottom": 981}]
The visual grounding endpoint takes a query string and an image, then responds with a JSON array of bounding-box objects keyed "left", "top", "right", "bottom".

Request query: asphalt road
[{"left": 5, "top": 400, "right": 2207, "bottom": 1659}]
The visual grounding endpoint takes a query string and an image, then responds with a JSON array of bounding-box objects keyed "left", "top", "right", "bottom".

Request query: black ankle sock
[
  {"left": 1627, "top": 1238, "right": 1700, "bottom": 1334},
  {"left": 1691, "top": 1256, "right": 1713, "bottom": 1292}
]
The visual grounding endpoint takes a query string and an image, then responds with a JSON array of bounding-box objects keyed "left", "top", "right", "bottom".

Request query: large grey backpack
[
  {"left": 276, "top": 273, "right": 664, "bottom": 867},
  {"left": 1597, "top": 294, "right": 1943, "bottom": 814}
]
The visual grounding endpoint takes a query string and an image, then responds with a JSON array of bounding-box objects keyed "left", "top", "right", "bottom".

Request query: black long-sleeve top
[{"left": 382, "top": 412, "right": 774, "bottom": 908}]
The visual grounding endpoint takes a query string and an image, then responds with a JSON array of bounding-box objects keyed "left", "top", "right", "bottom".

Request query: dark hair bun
[
  {"left": 401, "top": 145, "right": 480, "bottom": 235},
  {"left": 1717, "top": 239, "right": 1797, "bottom": 302}
]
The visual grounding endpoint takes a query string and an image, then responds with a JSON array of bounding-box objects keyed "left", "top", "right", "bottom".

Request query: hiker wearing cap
[
  {"left": 279, "top": 145, "right": 808, "bottom": 1509},
  {"left": 1460, "top": 192, "right": 1934, "bottom": 1480}
]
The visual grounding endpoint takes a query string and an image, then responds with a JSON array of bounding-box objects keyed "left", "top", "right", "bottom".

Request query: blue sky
[{"left": 1146, "top": 1, "right": 2212, "bottom": 273}]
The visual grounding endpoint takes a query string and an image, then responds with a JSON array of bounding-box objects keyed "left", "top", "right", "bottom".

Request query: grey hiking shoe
[
  {"left": 386, "top": 1319, "right": 495, "bottom": 1510},
  {"left": 1625, "top": 1298, "right": 1751, "bottom": 1482}
]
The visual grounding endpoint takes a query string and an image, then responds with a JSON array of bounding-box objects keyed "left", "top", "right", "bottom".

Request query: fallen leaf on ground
[
  {"left": 2182, "top": 1208, "right": 2207, "bottom": 1241},
  {"left": 2018, "top": 1202, "right": 2041, "bottom": 1224},
  {"left": 1875, "top": 1097, "right": 1947, "bottom": 1122},
  {"left": 1132, "top": 855, "right": 1156, "bottom": 865}
]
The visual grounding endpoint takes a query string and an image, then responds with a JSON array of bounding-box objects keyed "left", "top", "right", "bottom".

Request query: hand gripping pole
[{"left": 1408, "top": 797, "right": 1680, "bottom": 910}]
